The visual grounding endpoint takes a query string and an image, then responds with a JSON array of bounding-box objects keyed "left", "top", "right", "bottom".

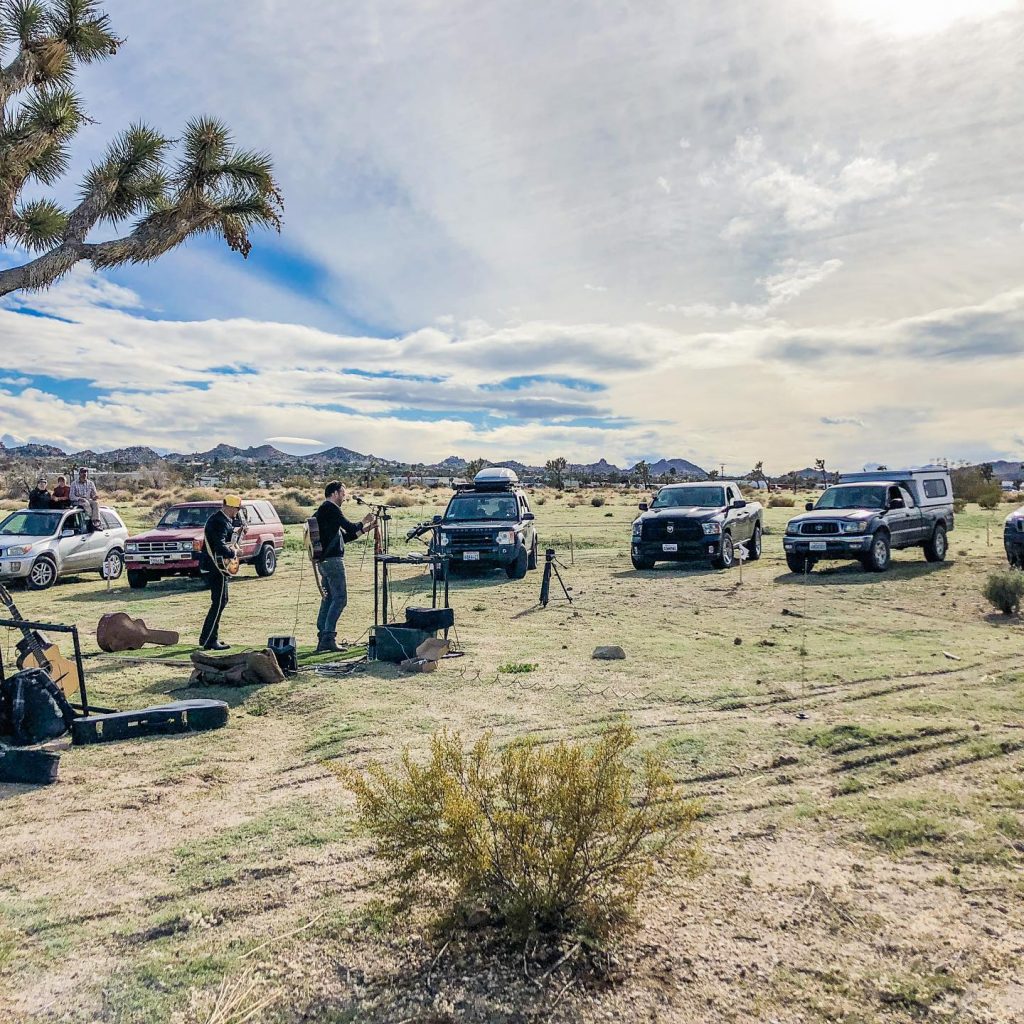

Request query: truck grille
[
  {"left": 134, "top": 541, "right": 188, "bottom": 553},
  {"left": 447, "top": 529, "right": 496, "bottom": 548},
  {"left": 641, "top": 519, "right": 703, "bottom": 542},
  {"left": 800, "top": 522, "right": 839, "bottom": 536}
]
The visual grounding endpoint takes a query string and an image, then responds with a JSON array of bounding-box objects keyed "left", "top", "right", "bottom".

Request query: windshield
[
  {"left": 652, "top": 486, "right": 724, "bottom": 509},
  {"left": 158, "top": 506, "right": 217, "bottom": 529},
  {"left": 445, "top": 494, "right": 519, "bottom": 521},
  {"left": 816, "top": 485, "right": 887, "bottom": 510},
  {"left": 0, "top": 511, "right": 62, "bottom": 537}
]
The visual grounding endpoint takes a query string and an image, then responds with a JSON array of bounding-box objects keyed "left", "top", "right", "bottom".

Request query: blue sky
[{"left": 1, "top": 0, "right": 1023, "bottom": 470}]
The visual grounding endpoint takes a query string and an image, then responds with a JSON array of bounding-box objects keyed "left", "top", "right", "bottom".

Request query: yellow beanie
[{"left": 223, "top": 494, "right": 242, "bottom": 509}]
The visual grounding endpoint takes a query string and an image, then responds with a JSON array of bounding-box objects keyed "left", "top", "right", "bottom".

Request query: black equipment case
[
  {"left": 0, "top": 745, "right": 60, "bottom": 785},
  {"left": 72, "top": 699, "right": 229, "bottom": 745},
  {"left": 404, "top": 606, "right": 455, "bottom": 632},
  {"left": 372, "top": 625, "right": 435, "bottom": 663}
]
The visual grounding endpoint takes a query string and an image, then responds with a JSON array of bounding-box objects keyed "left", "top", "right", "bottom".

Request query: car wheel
[
  {"left": 127, "top": 570, "right": 149, "bottom": 590},
  {"left": 747, "top": 523, "right": 762, "bottom": 561},
  {"left": 102, "top": 549, "right": 125, "bottom": 580},
  {"left": 712, "top": 533, "right": 735, "bottom": 570},
  {"left": 923, "top": 524, "right": 947, "bottom": 563},
  {"left": 786, "top": 553, "right": 815, "bottom": 574},
  {"left": 254, "top": 543, "right": 277, "bottom": 577},
  {"left": 631, "top": 553, "right": 655, "bottom": 570},
  {"left": 527, "top": 538, "right": 538, "bottom": 571},
  {"left": 865, "top": 532, "right": 891, "bottom": 572},
  {"left": 27, "top": 556, "right": 57, "bottom": 590},
  {"left": 505, "top": 546, "right": 529, "bottom": 580}
]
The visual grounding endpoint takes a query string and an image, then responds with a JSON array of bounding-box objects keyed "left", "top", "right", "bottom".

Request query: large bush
[
  {"left": 274, "top": 498, "right": 307, "bottom": 525},
  {"left": 344, "top": 725, "right": 699, "bottom": 942},
  {"left": 590, "top": 496, "right": 606, "bottom": 507},
  {"left": 982, "top": 570, "right": 1024, "bottom": 616},
  {"left": 386, "top": 492, "right": 418, "bottom": 508},
  {"left": 977, "top": 485, "right": 1002, "bottom": 510},
  {"left": 768, "top": 495, "right": 795, "bottom": 507}
]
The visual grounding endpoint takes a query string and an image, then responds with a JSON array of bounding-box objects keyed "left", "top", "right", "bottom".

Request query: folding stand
[{"left": 0, "top": 617, "right": 92, "bottom": 714}]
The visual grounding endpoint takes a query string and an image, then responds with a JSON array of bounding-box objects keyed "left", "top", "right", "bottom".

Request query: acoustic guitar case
[{"left": 71, "top": 699, "right": 228, "bottom": 746}]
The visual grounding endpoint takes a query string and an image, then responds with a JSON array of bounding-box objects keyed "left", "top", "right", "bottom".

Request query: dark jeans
[
  {"left": 316, "top": 557, "right": 348, "bottom": 641},
  {"left": 200, "top": 571, "right": 228, "bottom": 646}
]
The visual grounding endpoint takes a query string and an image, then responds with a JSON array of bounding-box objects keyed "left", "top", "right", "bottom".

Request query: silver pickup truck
[{"left": 0, "top": 506, "right": 129, "bottom": 589}]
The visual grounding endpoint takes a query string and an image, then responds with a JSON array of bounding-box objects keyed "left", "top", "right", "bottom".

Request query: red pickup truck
[{"left": 124, "top": 499, "right": 284, "bottom": 589}]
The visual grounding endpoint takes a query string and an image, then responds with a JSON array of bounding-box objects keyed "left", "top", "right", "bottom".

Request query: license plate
[
  {"left": 463, "top": 551, "right": 480, "bottom": 561},
  {"left": 809, "top": 541, "right": 827, "bottom": 551},
  {"left": 662, "top": 543, "right": 678, "bottom": 552}
]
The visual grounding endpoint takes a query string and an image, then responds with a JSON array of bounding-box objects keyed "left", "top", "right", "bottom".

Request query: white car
[{"left": 0, "top": 506, "right": 129, "bottom": 590}]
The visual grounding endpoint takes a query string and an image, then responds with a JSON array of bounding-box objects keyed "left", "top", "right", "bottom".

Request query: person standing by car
[
  {"left": 69, "top": 468, "right": 100, "bottom": 528},
  {"left": 198, "top": 495, "right": 242, "bottom": 651},
  {"left": 313, "top": 481, "right": 375, "bottom": 653},
  {"left": 28, "top": 477, "right": 52, "bottom": 509}
]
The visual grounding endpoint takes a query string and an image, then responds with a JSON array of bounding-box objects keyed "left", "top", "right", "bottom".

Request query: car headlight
[
  {"left": 632, "top": 521, "right": 642, "bottom": 538},
  {"left": 702, "top": 521, "right": 722, "bottom": 536},
  {"left": 1007, "top": 513, "right": 1023, "bottom": 526},
  {"left": 7, "top": 544, "right": 33, "bottom": 556},
  {"left": 438, "top": 532, "right": 450, "bottom": 546},
  {"left": 126, "top": 542, "right": 138, "bottom": 552},
  {"left": 785, "top": 522, "right": 801, "bottom": 535},
  {"left": 841, "top": 521, "right": 868, "bottom": 534},
  {"left": 180, "top": 541, "right": 193, "bottom": 551},
  {"left": 496, "top": 530, "right": 515, "bottom": 545}
]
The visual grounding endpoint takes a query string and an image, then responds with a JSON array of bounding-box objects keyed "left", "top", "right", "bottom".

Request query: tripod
[{"left": 539, "top": 548, "right": 572, "bottom": 608}]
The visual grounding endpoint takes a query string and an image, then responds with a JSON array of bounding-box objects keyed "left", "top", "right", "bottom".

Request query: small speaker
[
  {"left": 372, "top": 625, "right": 435, "bottom": 663},
  {"left": 268, "top": 635, "right": 298, "bottom": 674},
  {"left": 405, "top": 606, "right": 455, "bottom": 632}
]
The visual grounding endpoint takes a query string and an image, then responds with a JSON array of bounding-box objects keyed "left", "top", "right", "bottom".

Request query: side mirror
[
  {"left": 888, "top": 498, "right": 905, "bottom": 510},
  {"left": 638, "top": 502, "right": 649, "bottom": 511},
  {"left": 60, "top": 529, "right": 74, "bottom": 538},
  {"left": 732, "top": 499, "right": 746, "bottom": 509},
  {"left": 522, "top": 512, "right": 535, "bottom": 521},
  {"left": 805, "top": 502, "right": 814, "bottom": 512},
  {"left": 431, "top": 515, "right": 443, "bottom": 525}
]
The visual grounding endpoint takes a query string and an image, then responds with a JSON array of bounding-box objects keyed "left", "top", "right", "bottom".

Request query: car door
[
  {"left": 727, "top": 486, "right": 752, "bottom": 544},
  {"left": 57, "top": 510, "right": 94, "bottom": 571},
  {"left": 239, "top": 503, "right": 261, "bottom": 559},
  {"left": 519, "top": 495, "right": 535, "bottom": 550},
  {"left": 884, "top": 486, "right": 915, "bottom": 549}
]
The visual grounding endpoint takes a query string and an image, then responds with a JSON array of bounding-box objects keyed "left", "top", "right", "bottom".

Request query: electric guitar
[{"left": 0, "top": 584, "right": 82, "bottom": 699}]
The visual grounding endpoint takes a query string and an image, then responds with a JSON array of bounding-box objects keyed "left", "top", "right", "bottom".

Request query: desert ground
[{"left": 1, "top": 488, "right": 1022, "bottom": 1023}]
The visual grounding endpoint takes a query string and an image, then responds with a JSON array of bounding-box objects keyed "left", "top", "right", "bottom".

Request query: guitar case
[{"left": 71, "top": 699, "right": 228, "bottom": 746}]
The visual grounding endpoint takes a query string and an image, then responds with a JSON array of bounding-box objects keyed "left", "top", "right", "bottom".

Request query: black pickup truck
[
  {"left": 631, "top": 481, "right": 763, "bottom": 570},
  {"left": 1005, "top": 505, "right": 1024, "bottom": 567}
]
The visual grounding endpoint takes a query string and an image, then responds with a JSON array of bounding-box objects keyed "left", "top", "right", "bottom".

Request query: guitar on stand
[{"left": 0, "top": 583, "right": 82, "bottom": 700}]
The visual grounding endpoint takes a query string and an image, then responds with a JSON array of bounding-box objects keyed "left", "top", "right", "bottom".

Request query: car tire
[
  {"left": 26, "top": 556, "right": 57, "bottom": 590},
  {"left": 923, "top": 524, "right": 947, "bottom": 563},
  {"left": 254, "top": 543, "right": 277, "bottom": 577},
  {"left": 747, "top": 523, "right": 763, "bottom": 561},
  {"left": 527, "top": 538, "right": 538, "bottom": 571},
  {"left": 127, "top": 570, "right": 149, "bottom": 590},
  {"left": 102, "top": 549, "right": 125, "bottom": 580},
  {"left": 505, "top": 546, "right": 529, "bottom": 580},
  {"left": 864, "top": 532, "right": 891, "bottom": 572},
  {"left": 631, "top": 553, "right": 655, "bottom": 570},
  {"left": 712, "top": 533, "right": 735, "bottom": 570},
  {"left": 786, "top": 553, "right": 815, "bottom": 574}
]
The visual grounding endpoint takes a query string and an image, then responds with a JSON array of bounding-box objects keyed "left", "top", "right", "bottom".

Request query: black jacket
[
  {"left": 28, "top": 488, "right": 52, "bottom": 510},
  {"left": 314, "top": 500, "right": 363, "bottom": 559},
  {"left": 200, "top": 509, "right": 237, "bottom": 573}
]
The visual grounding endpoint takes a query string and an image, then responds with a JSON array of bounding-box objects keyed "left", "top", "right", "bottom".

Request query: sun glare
[{"left": 836, "top": 0, "right": 1017, "bottom": 37}]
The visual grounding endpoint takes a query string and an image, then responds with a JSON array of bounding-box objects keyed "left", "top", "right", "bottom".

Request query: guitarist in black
[{"left": 198, "top": 495, "right": 242, "bottom": 651}]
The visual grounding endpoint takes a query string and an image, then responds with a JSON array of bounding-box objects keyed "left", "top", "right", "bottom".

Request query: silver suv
[{"left": 0, "top": 506, "right": 129, "bottom": 590}]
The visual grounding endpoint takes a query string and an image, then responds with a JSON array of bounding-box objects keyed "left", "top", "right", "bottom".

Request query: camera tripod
[{"left": 539, "top": 548, "right": 573, "bottom": 607}]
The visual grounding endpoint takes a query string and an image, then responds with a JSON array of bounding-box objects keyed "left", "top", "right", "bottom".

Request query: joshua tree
[
  {"left": 814, "top": 458, "right": 828, "bottom": 488},
  {"left": 0, "top": 1, "right": 282, "bottom": 297},
  {"left": 464, "top": 458, "right": 488, "bottom": 481},
  {"left": 545, "top": 456, "right": 567, "bottom": 489},
  {"left": 632, "top": 459, "right": 652, "bottom": 489}
]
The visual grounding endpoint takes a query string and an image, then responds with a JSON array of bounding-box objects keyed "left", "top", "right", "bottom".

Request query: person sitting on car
[
  {"left": 28, "top": 477, "right": 52, "bottom": 509},
  {"left": 69, "top": 468, "right": 101, "bottom": 529},
  {"left": 51, "top": 475, "right": 70, "bottom": 507}
]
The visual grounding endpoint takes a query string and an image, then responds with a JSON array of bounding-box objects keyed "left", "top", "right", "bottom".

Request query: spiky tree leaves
[{"left": 0, "top": 1, "right": 281, "bottom": 297}]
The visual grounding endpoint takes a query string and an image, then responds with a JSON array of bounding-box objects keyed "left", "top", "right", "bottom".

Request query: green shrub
[
  {"left": 535, "top": 496, "right": 546, "bottom": 505},
  {"left": 150, "top": 499, "right": 175, "bottom": 521},
  {"left": 498, "top": 661, "right": 537, "bottom": 674},
  {"left": 982, "top": 570, "right": 1024, "bottom": 616},
  {"left": 953, "top": 498, "right": 966, "bottom": 514},
  {"left": 769, "top": 495, "right": 795, "bottom": 507},
  {"left": 282, "top": 488, "right": 314, "bottom": 504},
  {"left": 591, "top": 496, "right": 606, "bottom": 507},
  {"left": 978, "top": 485, "right": 1002, "bottom": 510},
  {"left": 182, "top": 488, "right": 218, "bottom": 502},
  {"left": 386, "top": 492, "right": 417, "bottom": 508},
  {"left": 344, "top": 726, "right": 699, "bottom": 942},
  {"left": 275, "top": 498, "right": 307, "bottom": 525}
]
